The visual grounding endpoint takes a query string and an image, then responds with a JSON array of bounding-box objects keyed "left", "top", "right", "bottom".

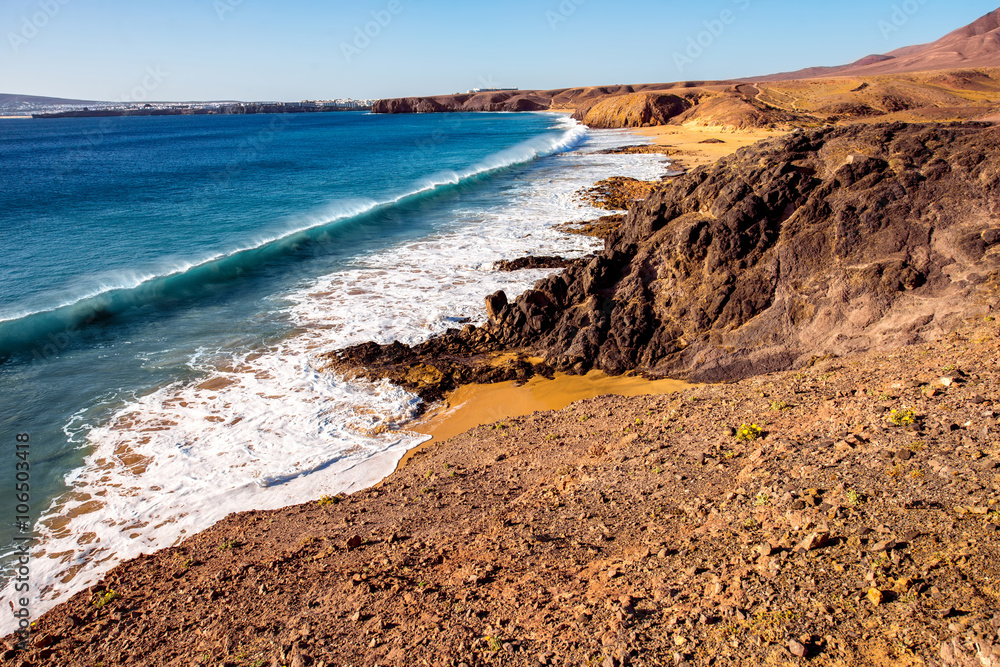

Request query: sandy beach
[
  {"left": 402, "top": 370, "right": 692, "bottom": 467},
  {"left": 633, "top": 123, "right": 784, "bottom": 170}
]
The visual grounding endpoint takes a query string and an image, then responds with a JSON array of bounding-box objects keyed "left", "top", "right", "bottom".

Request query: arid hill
[
  {"left": 372, "top": 69, "right": 1000, "bottom": 131},
  {"left": 373, "top": 9, "right": 1000, "bottom": 132},
  {"left": 760, "top": 7, "right": 1000, "bottom": 81}
]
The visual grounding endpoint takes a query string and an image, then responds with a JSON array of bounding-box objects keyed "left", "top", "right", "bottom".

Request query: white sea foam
[{"left": 0, "top": 120, "right": 669, "bottom": 633}]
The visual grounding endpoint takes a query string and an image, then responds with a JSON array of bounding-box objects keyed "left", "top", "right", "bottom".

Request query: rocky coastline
[
  {"left": 6, "top": 107, "right": 1000, "bottom": 667},
  {"left": 323, "top": 122, "right": 1000, "bottom": 403}
]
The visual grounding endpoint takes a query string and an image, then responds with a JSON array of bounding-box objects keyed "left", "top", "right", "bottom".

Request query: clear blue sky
[{"left": 2, "top": 0, "right": 999, "bottom": 101}]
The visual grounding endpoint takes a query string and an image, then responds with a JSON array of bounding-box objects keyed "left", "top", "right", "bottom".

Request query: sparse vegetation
[
  {"left": 769, "top": 400, "right": 789, "bottom": 411},
  {"left": 317, "top": 494, "right": 343, "bottom": 506},
  {"left": 887, "top": 407, "right": 917, "bottom": 426},
  {"left": 754, "top": 492, "right": 771, "bottom": 506},
  {"left": 736, "top": 423, "right": 763, "bottom": 442},
  {"left": 846, "top": 489, "right": 864, "bottom": 507},
  {"left": 92, "top": 589, "right": 120, "bottom": 608}
]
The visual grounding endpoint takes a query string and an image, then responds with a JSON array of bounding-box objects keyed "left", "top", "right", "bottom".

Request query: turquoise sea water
[{"left": 0, "top": 111, "right": 667, "bottom": 628}]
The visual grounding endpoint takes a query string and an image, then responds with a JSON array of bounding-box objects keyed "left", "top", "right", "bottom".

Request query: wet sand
[{"left": 399, "top": 370, "right": 692, "bottom": 467}]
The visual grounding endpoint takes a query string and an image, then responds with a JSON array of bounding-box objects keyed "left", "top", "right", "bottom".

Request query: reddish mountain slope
[{"left": 761, "top": 7, "right": 1000, "bottom": 81}]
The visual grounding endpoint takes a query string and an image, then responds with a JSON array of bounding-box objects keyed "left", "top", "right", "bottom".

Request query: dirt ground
[{"left": 6, "top": 317, "right": 998, "bottom": 667}]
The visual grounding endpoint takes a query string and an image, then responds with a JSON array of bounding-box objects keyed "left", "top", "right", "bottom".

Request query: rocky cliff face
[
  {"left": 485, "top": 122, "right": 1000, "bottom": 382},
  {"left": 326, "top": 123, "right": 1000, "bottom": 396},
  {"left": 370, "top": 92, "right": 548, "bottom": 114}
]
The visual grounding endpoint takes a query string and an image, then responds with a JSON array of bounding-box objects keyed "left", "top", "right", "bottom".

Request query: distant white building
[{"left": 467, "top": 87, "right": 519, "bottom": 94}]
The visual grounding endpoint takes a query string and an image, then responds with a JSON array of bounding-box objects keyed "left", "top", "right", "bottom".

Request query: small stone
[
  {"left": 895, "top": 449, "right": 912, "bottom": 461},
  {"left": 871, "top": 539, "right": 895, "bottom": 553},
  {"left": 796, "top": 532, "right": 830, "bottom": 553},
  {"left": 867, "top": 588, "right": 884, "bottom": 606},
  {"left": 940, "top": 640, "right": 955, "bottom": 663},
  {"left": 347, "top": 535, "right": 363, "bottom": 549},
  {"left": 788, "top": 639, "right": 807, "bottom": 657}
]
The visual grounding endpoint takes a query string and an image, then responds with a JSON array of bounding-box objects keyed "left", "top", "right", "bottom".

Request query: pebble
[{"left": 788, "top": 639, "right": 807, "bottom": 657}]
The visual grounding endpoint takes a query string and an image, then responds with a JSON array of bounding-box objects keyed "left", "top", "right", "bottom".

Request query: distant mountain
[
  {"left": 759, "top": 7, "right": 1000, "bottom": 81},
  {"left": 0, "top": 93, "right": 99, "bottom": 106}
]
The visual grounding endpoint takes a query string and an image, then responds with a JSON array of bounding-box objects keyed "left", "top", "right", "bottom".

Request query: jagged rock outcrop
[
  {"left": 325, "top": 122, "right": 1000, "bottom": 396},
  {"left": 493, "top": 256, "right": 570, "bottom": 272},
  {"left": 485, "top": 122, "right": 1000, "bottom": 381}
]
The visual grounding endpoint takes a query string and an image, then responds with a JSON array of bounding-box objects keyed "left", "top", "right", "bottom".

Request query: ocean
[{"left": 0, "top": 111, "right": 667, "bottom": 631}]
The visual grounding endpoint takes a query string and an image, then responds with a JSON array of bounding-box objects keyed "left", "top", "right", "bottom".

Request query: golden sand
[
  {"left": 400, "top": 370, "right": 692, "bottom": 467},
  {"left": 633, "top": 123, "right": 783, "bottom": 170}
]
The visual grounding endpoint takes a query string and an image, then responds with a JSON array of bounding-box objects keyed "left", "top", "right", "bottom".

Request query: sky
[{"left": 2, "top": 0, "right": 999, "bottom": 102}]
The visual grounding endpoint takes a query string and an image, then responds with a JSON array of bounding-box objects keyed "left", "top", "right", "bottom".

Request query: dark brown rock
[
  {"left": 485, "top": 122, "right": 1000, "bottom": 383},
  {"left": 494, "top": 256, "right": 571, "bottom": 272}
]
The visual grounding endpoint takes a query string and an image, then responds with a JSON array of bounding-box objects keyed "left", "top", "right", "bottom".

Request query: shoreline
[
  {"left": 0, "top": 114, "right": 675, "bottom": 635},
  {"left": 381, "top": 121, "right": 784, "bottom": 470}
]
